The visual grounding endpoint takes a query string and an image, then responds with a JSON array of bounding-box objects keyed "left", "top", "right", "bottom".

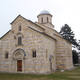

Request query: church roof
[
  {"left": 28, "top": 26, "right": 56, "bottom": 40},
  {"left": 0, "top": 15, "right": 55, "bottom": 40},
  {"left": 0, "top": 30, "right": 11, "bottom": 40},
  {"left": 0, "top": 15, "right": 64, "bottom": 42}
]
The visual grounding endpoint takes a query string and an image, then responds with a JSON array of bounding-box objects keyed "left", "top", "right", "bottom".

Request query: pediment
[{"left": 11, "top": 15, "right": 23, "bottom": 25}]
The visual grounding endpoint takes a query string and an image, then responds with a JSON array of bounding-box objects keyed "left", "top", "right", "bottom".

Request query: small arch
[
  {"left": 13, "top": 48, "right": 26, "bottom": 56},
  {"left": 13, "top": 49, "right": 26, "bottom": 60}
]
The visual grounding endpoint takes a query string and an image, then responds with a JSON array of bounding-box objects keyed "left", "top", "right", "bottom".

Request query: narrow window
[
  {"left": 47, "top": 17, "right": 48, "bottom": 23},
  {"left": 46, "top": 49, "right": 48, "bottom": 59},
  {"left": 5, "top": 52, "right": 8, "bottom": 59},
  {"left": 19, "top": 25, "right": 21, "bottom": 31},
  {"left": 32, "top": 50, "right": 36, "bottom": 58},
  {"left": 41, "top": 17, "right": 43, "bottom": 23},
  {"left": 14, "top": 36, "right": 16, "bottom": 39},
  {"left": 18, "top": 37, "right": 22, "bottom": 45}
]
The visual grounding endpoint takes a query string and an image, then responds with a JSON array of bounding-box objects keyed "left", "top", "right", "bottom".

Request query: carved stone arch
[{"left": 13, "top": 48, "right": 26, "bottom": 60}]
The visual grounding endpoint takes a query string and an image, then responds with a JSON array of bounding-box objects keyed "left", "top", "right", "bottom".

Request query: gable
[{"left": 11, "top": 15, "right": 45, "bottom": 33}]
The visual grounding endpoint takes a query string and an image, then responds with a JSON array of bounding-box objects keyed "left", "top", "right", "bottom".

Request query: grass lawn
[{"left": 0, "top": 67, "right": 80, "bottom": 80}]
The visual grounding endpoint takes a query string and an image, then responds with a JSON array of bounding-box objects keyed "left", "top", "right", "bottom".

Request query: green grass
[{"left": 0, "top": 67, "right": 80, "bottom": 80}]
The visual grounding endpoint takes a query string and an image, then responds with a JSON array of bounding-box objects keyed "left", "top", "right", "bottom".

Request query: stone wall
[{"left": 0, "top": 15, "right": 73, "bottom": 74}]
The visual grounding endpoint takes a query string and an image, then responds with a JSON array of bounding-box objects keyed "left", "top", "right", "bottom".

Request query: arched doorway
[
  {"left": 13, "top": 49, "right": 26, "bottom": 72},
  {"left": 17, "top": 60, "right": 22, "bottom": 71}
]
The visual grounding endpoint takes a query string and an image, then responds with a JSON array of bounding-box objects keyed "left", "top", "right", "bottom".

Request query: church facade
[{"left": 0, "top": 11, "right": 73, "bottom": 74}]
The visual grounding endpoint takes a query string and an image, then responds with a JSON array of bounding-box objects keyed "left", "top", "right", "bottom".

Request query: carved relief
[
  {"left": 13, "top": 49, "right": 26, "bottom": 60},
  {"left": 14, "top": 52, "right": 23, "bottom": 59}
]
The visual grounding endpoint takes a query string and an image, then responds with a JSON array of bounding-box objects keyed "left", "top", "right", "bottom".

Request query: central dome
[
  {"left": 40, "top": 10, "right": 50, "bottom": 15},
  {"left": 37, "top": 10, "right": 53, "bottom": 26}
]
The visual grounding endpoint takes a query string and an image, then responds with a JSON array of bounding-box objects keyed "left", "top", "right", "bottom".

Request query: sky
[{"left": 0, "top": 0, "right": 80, "bottom": 40}]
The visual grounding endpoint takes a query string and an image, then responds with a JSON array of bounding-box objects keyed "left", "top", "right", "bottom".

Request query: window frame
[
  {"left": 32, "top": 50, "right": 36, "bottom": 58},
  {"left": 19, "top": 25, "right": 21, "bottom": 31},
  {"left": 18, "top": 36, "right": 22, "bottom": 45},
  {"left": 47, "top": 17, "right": 48, "bottom": 23},
  {"left": 41, "top": 17, "right": 43, "bottom": 23},
  {"left": 5, "top": 52, "right": 9, "bottom": 59}
]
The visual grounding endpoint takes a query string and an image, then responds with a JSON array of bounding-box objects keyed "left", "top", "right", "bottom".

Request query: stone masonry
[{"left": 0, "top": 10, "right": 73, "bottom": 74}]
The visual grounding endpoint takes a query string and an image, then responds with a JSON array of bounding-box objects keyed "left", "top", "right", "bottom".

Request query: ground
[{"left": 0, "top": 67, "right": 80, "bottom": 80}]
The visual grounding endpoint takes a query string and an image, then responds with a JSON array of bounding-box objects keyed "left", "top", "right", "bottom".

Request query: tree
[
  {"left": 59, "top": 24, "right": 78, "bottom": 47},
  {"left": 77, "top": 40, "right": 80, "bottom": 50},
  {"left": 59, "top": 24, "right": 79, "bottom": 65},
  {"left": 72, "top": 50, "right": 78, "bottom": 64}
]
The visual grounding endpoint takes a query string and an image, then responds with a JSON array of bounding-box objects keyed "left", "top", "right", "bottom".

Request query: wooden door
[{"left": 17, "top": 60, "right": 22, "bottom": 72}]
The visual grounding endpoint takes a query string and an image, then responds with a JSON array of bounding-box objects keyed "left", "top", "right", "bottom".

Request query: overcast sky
[{"left": 0, "top": 0, "right": 80, "bottom": 40}]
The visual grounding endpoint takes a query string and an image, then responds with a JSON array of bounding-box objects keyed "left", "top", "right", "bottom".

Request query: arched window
[
  {"left": 5, "top": 52, "right": 8, "bottom": 59},
  {"left": 32, "top": 50, "right": 36, "bottom": 58},
  {"left": 47, "top": 17, "right": 48, "bottom": 23},
  {"left": 19, "top": 25, "right": 21, "bottom": 31},
  {"left": 18, "top": 36, "right": 22, "bottom": 45},
  {"left": 41, "top": 17, "right": 43, "bottom": 23}
]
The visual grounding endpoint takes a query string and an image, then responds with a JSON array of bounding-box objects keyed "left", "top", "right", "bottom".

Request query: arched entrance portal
[{"left": 13, "top": 49, "right": 26, "bottom": 72}]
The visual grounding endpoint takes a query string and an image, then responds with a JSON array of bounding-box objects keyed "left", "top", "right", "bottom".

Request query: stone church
[{"left": 0, "top": 10, "right": 73, "bottom": 74}]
